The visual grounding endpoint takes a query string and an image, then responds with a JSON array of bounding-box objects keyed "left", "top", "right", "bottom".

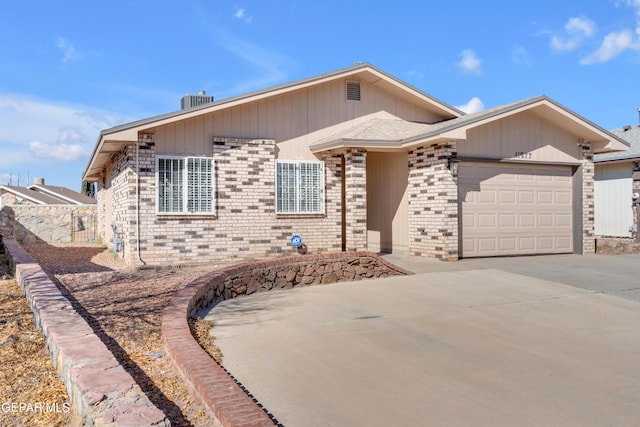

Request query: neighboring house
[
  {"left": 82, "top": 63, "right": 628, "bottom": 266},
  {"left": 0, "top": 186, "right": 63, "bottom": 207},
  {"left": 594, "top": 124, "right": 640, "bottom": 237},
  {"left": 0, "top": 178, "right": 96, "bottom": 208}
]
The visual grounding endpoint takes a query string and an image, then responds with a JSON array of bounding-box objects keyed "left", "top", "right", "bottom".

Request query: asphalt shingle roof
[
  {"left": 0, "top": 186, "right": 62, "bottom": 204},
  {"left": 594, "top": 125, "right": 640, "bottom": 162}
]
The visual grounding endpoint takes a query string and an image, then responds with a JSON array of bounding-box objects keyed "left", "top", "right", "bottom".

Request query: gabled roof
[
  {"left": 0, "top": 186, "right": 63, "bottom": 205},
  {"left": 310, "top": 96, "right": 629, "bottom": 154},
  {"left": 83, "top": 63, "right": 464, "bottom": 181},
  {"left": 594, "top": 125, "right": 640, "bottom": 163},
  {"left": 29, "top": 184, "right": 96, "bottom": 205}
]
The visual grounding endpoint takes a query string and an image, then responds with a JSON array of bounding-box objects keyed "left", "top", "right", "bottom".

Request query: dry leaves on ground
[{"left": 0, "top": 270, "right": 79, "bottom": 427}]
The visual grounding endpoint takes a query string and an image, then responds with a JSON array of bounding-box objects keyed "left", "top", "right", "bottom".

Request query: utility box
[{"left": 113, "top": 232, "right": 123, "bottom": 252}]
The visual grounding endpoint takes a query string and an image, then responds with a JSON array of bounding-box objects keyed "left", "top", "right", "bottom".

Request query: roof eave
[{"left": 84, "top": 63, "right": 463, "bottom": 178}]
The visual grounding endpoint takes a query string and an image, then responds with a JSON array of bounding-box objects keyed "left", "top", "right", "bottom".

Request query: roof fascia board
[{"left": 594, "top": 157, "right": 639, "bottom": 165}]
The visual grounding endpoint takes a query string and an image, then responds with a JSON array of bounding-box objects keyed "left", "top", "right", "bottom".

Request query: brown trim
[
  {"left": 341, "top": 155, "right": 347, "bottom": 251},
  {"left": 457, "top": 156, "right": 581, "bottom": 167}
]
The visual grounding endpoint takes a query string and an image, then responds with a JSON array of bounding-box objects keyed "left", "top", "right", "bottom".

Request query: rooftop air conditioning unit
[{"left": 181, "top": 90, "right": 214, "bottom": 109}]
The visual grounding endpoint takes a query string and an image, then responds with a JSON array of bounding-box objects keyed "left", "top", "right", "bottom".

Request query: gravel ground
[{"left": 24, "top": 243, "right": 228, "bottom": 426}]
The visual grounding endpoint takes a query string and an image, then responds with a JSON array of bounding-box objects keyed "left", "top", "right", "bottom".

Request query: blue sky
[{"left": 1, "top": 0, "right": 640, "bottom": 190}]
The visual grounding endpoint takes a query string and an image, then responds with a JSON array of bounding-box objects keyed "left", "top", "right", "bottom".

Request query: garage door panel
[
  {"left": 556, "top": 191, "right": 571, "bottom": 204},
  {"left": 556, "top": 214, "right": 572, "bottom": 227},
  {"left": 519, "top": 191, "right": 535, "bottom": 204},
  {"left": 478, "top": 191, "right": 496, "bottom": 204},
  {"left": 499, "top": 238, "right": 516, "bottom": 251},
  {"left": 519, "top": 214, "right": 536, "bottom": 227},
  {"left": 499, "top": 190, "right": 516, "bottom": 204},
  {"left": 556, "top": 236, "right": 572, "bottom": 250},
  {"left": 538, "top": 191, "right": 554, "bottom": 204},
  {"left": 478, "top": 239, "right": 497, "bottom": 253},
  {"left": 539, "top": 237, "right": 554, "bottom": 250},
  {"left": 499, "top": 214, "right": 516, "bottom": 227},
  {"left": 478, "top": 214, "right": 496, "bottom": 227},
  {"left": 461, "top": 163, "right": 573, "bottom": 257},
  {"left": 519, "top": 237, "right": 536, "bottom": 251}
]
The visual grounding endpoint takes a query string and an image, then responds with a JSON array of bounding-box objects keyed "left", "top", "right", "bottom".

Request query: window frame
[
  {"left": 156, "top": 155, "right": 215, "bottom": 216},
  {"left": 275, "top": 159, "right": 325, "bottom": 215}
]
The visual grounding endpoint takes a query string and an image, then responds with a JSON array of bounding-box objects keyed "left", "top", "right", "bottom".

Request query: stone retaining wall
[
  {"left": 162, "top": 252, "right": 411, "bottom": 427},
  {"left": 0, "top": 205, "right": 97, "bottom": 245},
  {"left": 1, "top": 238, "right": 168, "bottom": 427},
  {"left": 595, "top": 237, "right": 640, "bottom": 254}
]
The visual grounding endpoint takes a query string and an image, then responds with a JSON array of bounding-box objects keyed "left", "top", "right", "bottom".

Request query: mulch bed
[{"left": 0, "top": 251, "right": 79, "bottom": 426}]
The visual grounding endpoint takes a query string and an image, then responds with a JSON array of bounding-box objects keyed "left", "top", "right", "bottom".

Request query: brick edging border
[
  {"left": 161, "top": 251, "right": 411, "bottom": 427},
  {"left": 1, "top": 238, "right": 169, "bottom": 427}
]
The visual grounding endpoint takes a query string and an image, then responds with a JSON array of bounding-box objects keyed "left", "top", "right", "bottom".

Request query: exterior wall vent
[
  {"left": 181, "top": 90, "right": 214, "bottom": 109},
  {"left": 346, "top": 81, "right": 361, "bottom": 101}
]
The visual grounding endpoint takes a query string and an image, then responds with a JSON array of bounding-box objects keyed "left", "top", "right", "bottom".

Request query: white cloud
[
  {"left": 56, "top": 37, "right": 83, "bottom": 63},
  {"left": 0, "top": 94, "right": 122, "bottom": 164},
  {"left": 457, "top": 50, "right": 482, "bottom": 74},
  {"left": 456, "top": 97, "right": 485, "bottom": 114},
  {"left": 566, "top": 16, "right": 596, "bottom": 37},
  {"left": 29, "top": 141, "right": 89, "bottom": 161},
  {"left": 551, "top": 16, "right": 596, "bottom": 52},
  {"left": 211, "top": 27, "right": 294, "bottom": 95},
  {"left": 235, "top": 7, "right": 252, "bottom": 23},
  {"left": 578, "top": 2, "right": 640, "bottom": 64},
  {"left": 580, "top": 29, "right": 640, "bottom": 64},
  {"left": 551, "top": 36, "right": 579, "bottom": 52}
]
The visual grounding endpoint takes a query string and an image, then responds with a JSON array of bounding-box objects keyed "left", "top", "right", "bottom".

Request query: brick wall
[
  {"left": 108, "top": 135, "right": 345, "bottom": 265},
  {"left": 344, "top": 149, "right": 367, "bottom": 251},
  {"left": 580, "top": 143, "right": 596, "bottom": 254},
  {"left": 96, "top": 180, "right": 106, "bottom": 246},
  {"left": 407, "top": 143, "right": 459, "bottom": 261}
]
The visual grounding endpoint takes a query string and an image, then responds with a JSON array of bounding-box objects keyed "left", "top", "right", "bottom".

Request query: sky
[{"left": 1, "top": 0, "right": 640, "bottom": 191}]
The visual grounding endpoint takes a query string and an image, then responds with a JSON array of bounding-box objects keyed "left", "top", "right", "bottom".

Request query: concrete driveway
[{"left": 202, "top": 254, "right": 640, "bottom": 426}]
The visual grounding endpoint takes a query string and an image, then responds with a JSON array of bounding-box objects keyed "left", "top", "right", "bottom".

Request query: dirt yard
[{"left": 9, "top": 243, "right": 229, "bottom": 426}]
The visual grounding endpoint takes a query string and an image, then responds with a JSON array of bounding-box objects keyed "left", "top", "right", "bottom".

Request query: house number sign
[{"left": 514, "top": 151, "right": 532, "bottom": 159}]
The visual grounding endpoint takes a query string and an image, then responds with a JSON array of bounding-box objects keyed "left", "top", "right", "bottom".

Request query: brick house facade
[{"left": 84, "top": 63, "right": 627, "bottom": 265}]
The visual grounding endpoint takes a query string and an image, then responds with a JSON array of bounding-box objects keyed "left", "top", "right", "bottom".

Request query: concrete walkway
[{"left": 202, "top": 254, "right": 640, "bottom": 426}]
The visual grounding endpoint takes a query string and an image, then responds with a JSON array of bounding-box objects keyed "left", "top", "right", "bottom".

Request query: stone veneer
[
  {"left": 0, "top": 205, "right": 97, "bottom": 245},
  {"left": 407, "top": 143, "right": 458, "bottom": 260},
  {"left": 580, "top": 142, "right": 596, "bottom": 254},
  {"left": 162, "top": 252, "right": 410, "bottom": 427},
  {"left": 103, "top": 134, "right": 344, "bottom": 265}
]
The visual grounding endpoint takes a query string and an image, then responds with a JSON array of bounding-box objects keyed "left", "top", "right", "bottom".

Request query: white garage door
[{"left": 459, "top": 163, "right": 574, "bottom": 257}]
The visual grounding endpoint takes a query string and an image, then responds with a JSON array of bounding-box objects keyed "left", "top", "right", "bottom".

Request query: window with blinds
[
  {"left": 276, "top": 160, "right": 324, "bottom": 214},
  {"left": 157, "top": 156, "right": 214, "bottom": 214}
]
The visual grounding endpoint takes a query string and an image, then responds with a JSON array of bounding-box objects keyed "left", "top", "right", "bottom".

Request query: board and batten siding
[
  {"left": 458, "top": 111, "right": 582, "bottom": 163},
  {"left": 151, "top": 77, "right": 445, "bottom": 159},
  {"left": 594, "top": 162, "right": 633, "bottom": 237},
  {"left": 366, "top": 152, "right": 409, "bottom": 253}
]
